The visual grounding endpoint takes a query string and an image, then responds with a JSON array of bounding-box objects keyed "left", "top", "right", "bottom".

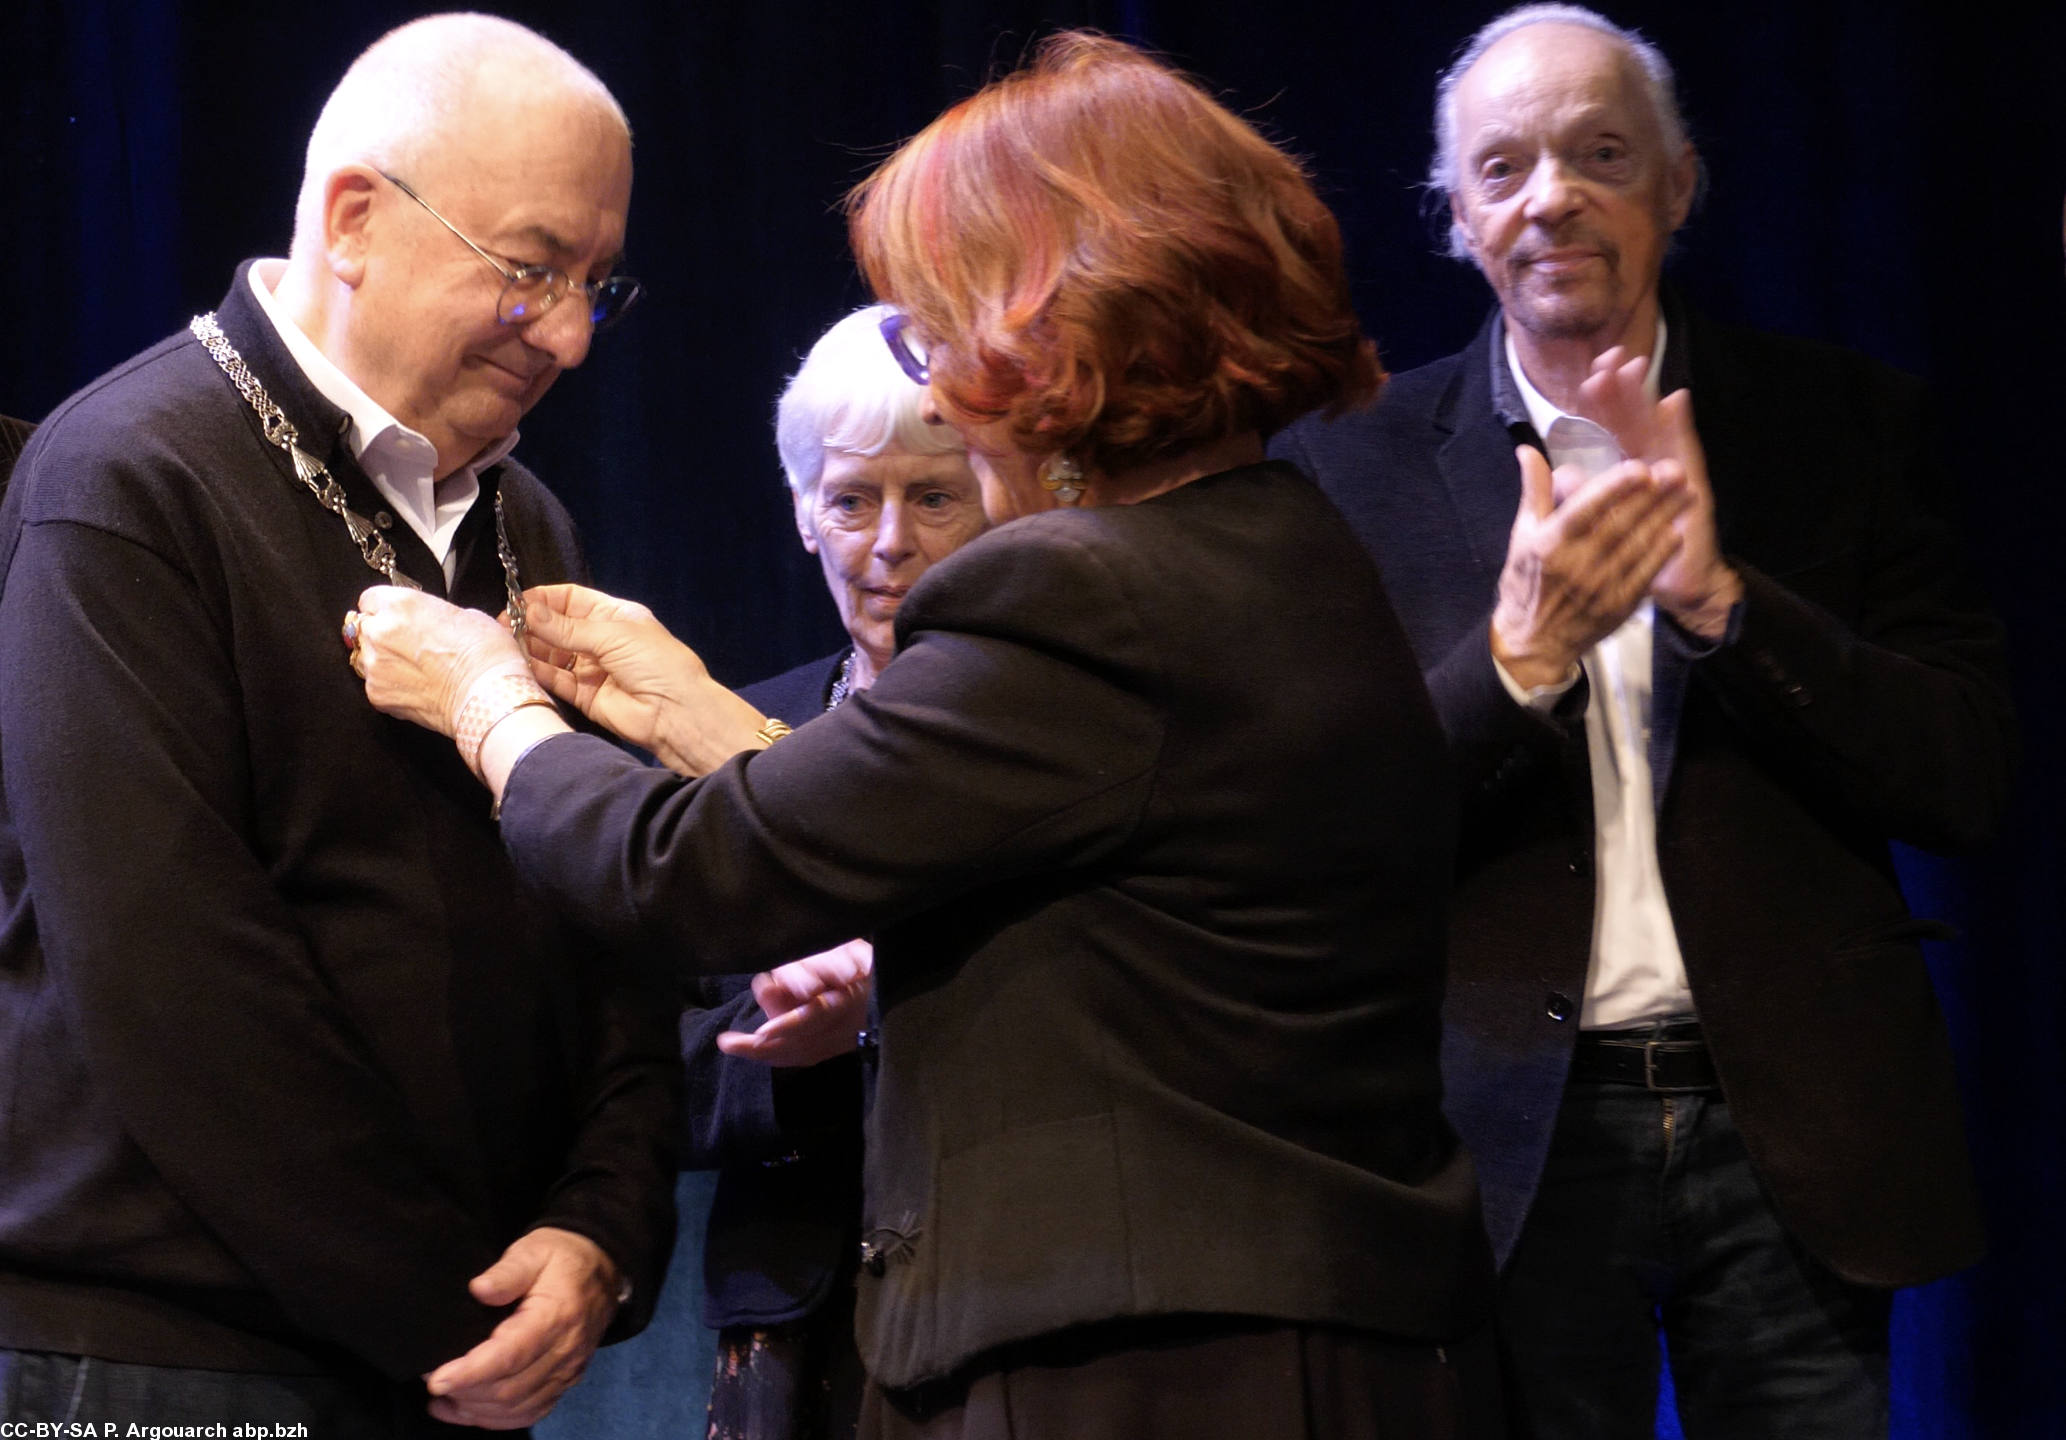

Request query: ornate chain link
[
  {"left": 494, "top": 490, "right": 528, "bottom": 649},
  {"left": 826, "top": 648, "right": 857, "bottom": 711},
  {"left": 189, "top": 312, "right": 420, "bottom": 591}
]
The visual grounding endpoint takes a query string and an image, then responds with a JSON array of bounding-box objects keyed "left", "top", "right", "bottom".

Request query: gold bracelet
[
  {"left": 753, "top": 717, "right": 793, "bottom": 747},
  {"left": 455, "top": 673, "right": 557, "bottom": 778}
]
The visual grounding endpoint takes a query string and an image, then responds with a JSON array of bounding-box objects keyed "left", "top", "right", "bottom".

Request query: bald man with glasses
[{"left": 0, "top": 16, "right": 676, "bottom": 1435}]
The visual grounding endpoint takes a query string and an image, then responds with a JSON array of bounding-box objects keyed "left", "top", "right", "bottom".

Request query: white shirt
[
  {"left": 1500, "top": 318, "right": 1696, "bottom": 1031},
  {"left": 247, "top": 260, "right": 517, "bottom": 586}
]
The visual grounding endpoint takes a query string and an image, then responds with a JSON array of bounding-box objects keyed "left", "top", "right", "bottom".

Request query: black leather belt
[{"left": 1570, "top": 1021, "right": 1720, "bottom": 1093}]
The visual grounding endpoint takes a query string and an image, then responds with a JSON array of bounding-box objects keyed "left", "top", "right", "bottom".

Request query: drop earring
[{"left": 1039, "top": 454, "right": 1086, "bottom": 505}]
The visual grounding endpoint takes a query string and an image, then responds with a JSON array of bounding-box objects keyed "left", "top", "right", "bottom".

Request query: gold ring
[
  {"left": 349, "top": 648, "right": 367, "bottom": 679},
  {"left": 342, "top": 610, "right": 362, "bottom": 648}
]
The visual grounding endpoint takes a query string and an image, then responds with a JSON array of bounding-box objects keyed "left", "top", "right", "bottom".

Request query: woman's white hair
[
  {"left": 1427, "top": 4, "right": 1697, "bottom": 259},
  {"left": 293, "top": 13, "right": 628, "bottom": 253},
  {"left": 776, "top": 306, "right": 964, "bottom": 499}
]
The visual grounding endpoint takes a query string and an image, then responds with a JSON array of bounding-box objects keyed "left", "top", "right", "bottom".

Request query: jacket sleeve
[
  {"left": 679, "top": 977, "right": 867, "bottom": 1171},
  {"left": 1686, "top": 394, "right": 2016, "bottom": 854},
  {"left": 0, "top": 517, "right": 507, "bottom": 1380},
  {"left": 682, "top": 980, "right": 780, "bottom": 1166},
  {"left": 1422, "top": 613, "right": 1589, "bottom": 814},
  {"left": 499, "top": 525, "right": 1165, "bottom": 974}
]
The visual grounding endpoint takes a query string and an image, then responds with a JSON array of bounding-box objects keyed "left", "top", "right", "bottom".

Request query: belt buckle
[
  {"left": 1642, "top": 1036, "right": 1706, "bottom": 1093},
  {"left": 1642, "top": 1038, "right": 1667, "bottom": 1091}
]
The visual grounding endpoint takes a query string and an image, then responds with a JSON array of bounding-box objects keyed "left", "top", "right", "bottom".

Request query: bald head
[
  {"left": 293, "top": 14, "right": 629, "bottom": 255},
  {"left": 273, "top": 14, "right": 635, "bottom": 481}
]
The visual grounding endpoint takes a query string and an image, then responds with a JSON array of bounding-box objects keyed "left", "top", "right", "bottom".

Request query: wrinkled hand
[
  {"left": 518, "top": 584, "right": 768, "bottom": 776},
  {"left": 423, "top": 1226, "right": 623, "bottom": 1430},
  {"left": 355, "top": 587, "right": 528, "bottom": 736},
  {"left": 716, "top": 940, "right": 874, "bottom": 1068},
  {"left": 1490, "top": 446, "right": 1694, "bottom": 689},
  {"left": 1574, "top": 348, "right": 1742, "bottom": 637}
]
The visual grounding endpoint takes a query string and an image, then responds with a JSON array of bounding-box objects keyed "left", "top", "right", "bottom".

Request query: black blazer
[
  {"left": 684, "top": 649, "right": 865, "bottom": 1332},
  {"left": 1273, "top": 295, "right": 2017, "bottom": 1287},
  {"left": 0, "top": 270, "right": 680, "bottom": 1385},
  {"left": 498, "top": 461, "right": 1496, "bottom": 1389}
]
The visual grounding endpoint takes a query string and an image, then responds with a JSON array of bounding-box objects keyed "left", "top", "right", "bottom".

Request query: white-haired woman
[
  {"left": 685, "top": 306, "right": 983, "bottom": 1440},
  {"left": 755, "top": 304, "right": 986, "bottom": 714}
]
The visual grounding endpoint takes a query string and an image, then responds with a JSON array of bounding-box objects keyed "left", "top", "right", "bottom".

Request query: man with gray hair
[
  {"left": 1275, "top": 5, "right": 2015, "bottom": 1432},
  {"left": 0, "top": 15, "right": 678, "bottom": 1433}
]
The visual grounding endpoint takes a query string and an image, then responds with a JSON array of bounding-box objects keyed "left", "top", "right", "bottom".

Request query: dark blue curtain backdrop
[{"left": 3, "top": 2, "right": 2061, "bottom": 1435}]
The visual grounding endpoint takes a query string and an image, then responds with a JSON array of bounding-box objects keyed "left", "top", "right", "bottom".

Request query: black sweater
[{"left": 0, "top": 267, "right": 680, "bottom": 1383}]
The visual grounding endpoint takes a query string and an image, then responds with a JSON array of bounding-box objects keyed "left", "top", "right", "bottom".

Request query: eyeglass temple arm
[{"left": 379, "top": 171, "right": 521, "bottom": 286}]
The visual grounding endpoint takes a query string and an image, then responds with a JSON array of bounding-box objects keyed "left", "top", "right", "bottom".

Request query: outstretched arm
[
  {"left": 353, "top": 583, "right": 774, "bottom": 797},
  {"left": 494, "top": 530, "right": 1168, "bottom": 976}
]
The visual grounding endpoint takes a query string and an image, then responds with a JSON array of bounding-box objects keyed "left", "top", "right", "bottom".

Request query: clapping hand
[
  {"left": 716, "top": 940, "right": 874, "bottom": 1068},
  {"left": 1575, "top": 347, "right": 1742, "bottom": 637},
  {"left": 1491, "top": 448, "right": 1693, "bottom": 690},
  {"left": 517, "top": 584, "right": 770, "bottom": 776}
]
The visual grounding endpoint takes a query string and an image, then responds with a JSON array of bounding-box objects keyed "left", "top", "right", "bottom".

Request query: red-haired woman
[{"left": 353, "top": 32, "right": 1501, "bottom": 1440}]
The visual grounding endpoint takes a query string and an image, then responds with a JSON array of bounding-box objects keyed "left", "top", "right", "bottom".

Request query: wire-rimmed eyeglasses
[
  {"left": 380, "top": 171, "right": 644, "bottom": 332},
  {"left": 879, "top": 312, "right": 930, "bottom": 385}
]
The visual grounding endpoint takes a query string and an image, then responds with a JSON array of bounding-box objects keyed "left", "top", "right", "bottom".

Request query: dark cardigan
[
  {"left": 501, "top": 461, "right": 1496, "bottom": 1389},
  {"left": 0, "top": 267, "right": 681, "bottom": 1385}
]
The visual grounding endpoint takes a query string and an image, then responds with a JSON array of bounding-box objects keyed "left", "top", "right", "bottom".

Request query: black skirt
[{"left": 859, "top": 1313, "right": 1509, "bottom": 1440}]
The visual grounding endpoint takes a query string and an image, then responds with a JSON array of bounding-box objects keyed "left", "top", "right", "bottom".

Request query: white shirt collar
[
  {"left": 246, "top": 260, "right": 520, "bottom": 580},
  {"left": 1505, "top": 312, "right": 1668, "bottom": 442}
]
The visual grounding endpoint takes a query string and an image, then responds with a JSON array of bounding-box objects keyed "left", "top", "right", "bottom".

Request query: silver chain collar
[
  {"left": 191, "top": 313, "right": 419, "bottom": 590},
  {"left": 189, "top": 312, "right": 532, "bottom": 628},
  {"left": 493, "top": 490, "right": 528, "bottom": 649}
]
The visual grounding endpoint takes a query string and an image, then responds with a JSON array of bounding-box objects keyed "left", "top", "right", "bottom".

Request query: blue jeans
[
  {"left": 1499, "top": 1081, "right": 1891, "bottom": 1439},
  {"left": 0, "top": 1350, "right": 472, "bottom": 1437}
]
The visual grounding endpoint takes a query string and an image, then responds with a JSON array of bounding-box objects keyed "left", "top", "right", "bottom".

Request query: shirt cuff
[{"left": 1494, "top": 655, "right": 1581, "bottom": 712}]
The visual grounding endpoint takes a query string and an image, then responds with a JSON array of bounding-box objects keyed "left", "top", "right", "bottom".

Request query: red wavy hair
[{"left": 848, "top": 31, "right": 1382, "bottom": 475}]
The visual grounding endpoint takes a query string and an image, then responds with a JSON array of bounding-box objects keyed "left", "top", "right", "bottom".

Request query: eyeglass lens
[{"left": 499, "top": 274, "right": 645, "bottom": 331}]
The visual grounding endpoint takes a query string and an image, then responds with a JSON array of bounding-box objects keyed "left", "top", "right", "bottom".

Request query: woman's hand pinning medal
[
  {"left": 505, "top": 583, "right": 771, "bottom": 777},
  {"left": 349, "top": 588, "right": 530, "bottom": 738},
  {"left": 347, "top": 581, "right": 775, "bottom": 796}
]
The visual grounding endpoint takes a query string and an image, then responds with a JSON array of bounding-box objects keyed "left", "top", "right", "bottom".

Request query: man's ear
[
  {"left": 793, "top": 488, "right": 820, "bottom": 555},
  {"left": 1665, "top": 143, "right": 1699, "bottom": 231},
  {"left": 1449, "top": 191, "right": 1482, "bottom": 263},
  {"left": 320, "top": 167, "right": 383, "bottom": 289}
]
